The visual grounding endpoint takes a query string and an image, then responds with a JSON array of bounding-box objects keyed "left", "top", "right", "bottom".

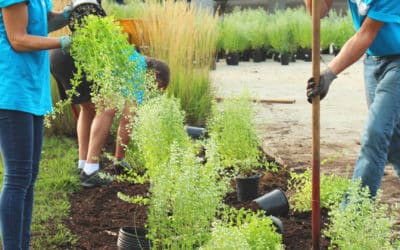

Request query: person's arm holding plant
[{"left": 303, "top": 0, "right": 384, "bottom": 102}]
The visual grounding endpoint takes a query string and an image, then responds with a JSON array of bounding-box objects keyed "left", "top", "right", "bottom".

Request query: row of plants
[
  {"left": 116, "top": 88, "right": 400, "bottom": 249},
  {"left": 219, "top": 6, "right": 354, "bottom": 65}
]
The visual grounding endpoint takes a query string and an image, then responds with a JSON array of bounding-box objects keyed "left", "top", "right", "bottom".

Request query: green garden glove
[
  {"left": 60, "top": 35, "right": 72, "bottom": 54},
  {"left": 306, "top": 67, "right": 337, "bottom": 103},
  {"left": 63, "top": 4, "right": 73, "bottom": 21}
]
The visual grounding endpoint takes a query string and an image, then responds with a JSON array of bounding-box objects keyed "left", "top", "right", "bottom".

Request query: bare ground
[{"left": 211, "top": 55, "right": 400, "bottom": 206}]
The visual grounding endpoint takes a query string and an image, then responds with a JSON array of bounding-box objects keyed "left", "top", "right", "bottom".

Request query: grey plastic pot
[
  {"left": 253, "top": 188, "right": 289, "bottom": 217},
  {"left": 185, "top": 125, "right": 207, "bottom": 139}
]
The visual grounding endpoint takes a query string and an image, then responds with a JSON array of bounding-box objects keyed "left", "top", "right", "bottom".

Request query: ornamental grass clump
[
  {"left": 324, "top": 181, "right": 399, "bottom": 249},
  {"left": 207, "top": 93, "right": 262, "bottom": 177}
]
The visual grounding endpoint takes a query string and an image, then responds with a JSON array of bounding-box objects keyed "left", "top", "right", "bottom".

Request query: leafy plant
[
  {"left": 220, "top": 8, "right": 249, "bottom": 53},
  {"left": 69, "top": 15, "right": 149, "bottom": 113},
  {"left": 242, "top": 8, "right": 270, "bottom": 50},
  {"left": 323, "top": 181, "right": 399, "bottom": 249},
  {"left": 207, "top": 93, "right": 262, "bottom": 177},
  {"left": 133, "top": 95, "right": 190, "bottom": 174},
  {"left": 288, "top": 169, "right": 351, "bottom": 212},
  {"left": 202, "top": 208, "right": 282, "bottom": 249},
  {"left": 147, "top": 142, "right": 228, "bottom": 249}
]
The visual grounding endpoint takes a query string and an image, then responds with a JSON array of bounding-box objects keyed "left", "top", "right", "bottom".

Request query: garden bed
[{"left": 63, "top": 138, "right": 331, "bottom": 249}]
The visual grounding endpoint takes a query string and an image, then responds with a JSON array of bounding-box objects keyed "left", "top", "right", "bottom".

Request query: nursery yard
[
  {"left": 65, "top": 56, "right": 400, "bottom": 249},
  {"left": 211, "top": 55, "right": 400, "bottom": 206}
]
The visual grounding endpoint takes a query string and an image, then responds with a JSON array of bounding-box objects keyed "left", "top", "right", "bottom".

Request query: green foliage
[
  {"left": 321, "top": 11, "right": 355, "bottom": 50},
  {"left": 324, "top": 181, "right": 399, "bottom": 249},
  {"left": 268, "top": 10, "right": 292, "bottom": 54},
  {"left": 202, "top": 208, "right": 282, "bottom": 249},
  {"left": 69, "top": 15, "right": 149, "bottom": 113},
  {"left": 102, "top": 0, "right": 148, "bottom": 18},
  {"left": 147, "top": 143, "right": 228, "bottom": 249},
  {"left": 220, "top": 8, "right": 250, "bottom": 52},
  {"left": 288, "top": 169, "right": 351, "bottom": 212},
  {"left": 207, "top": 93, "right": 262, "bottom": 177},
  {"left": 241, "top": 8, "right": 271, "bottom": 50},
  {"left": 3, "top": 136, "right": 80, "bottom": 248},
  {"left": 291, "top": 7, "right": 312, "bottom": 50},
  {"left": 133, "top": 95, "right": 190, "bottom": 173}
]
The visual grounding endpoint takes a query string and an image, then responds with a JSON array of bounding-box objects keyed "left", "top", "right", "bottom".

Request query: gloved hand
[
  {"left": 306, "top": 67, "right": 337, "bottom": 103},
  {"left": 60, "top": 35, "right": 72, "bottom": 54},
  {"left": 63, "top": 4, "right": 73, "bottom": 21}
]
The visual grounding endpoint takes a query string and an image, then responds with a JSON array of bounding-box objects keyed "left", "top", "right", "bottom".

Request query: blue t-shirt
[
  {"left": 348, "top": 0, "right": 400, "bottom": 56},
  {"left": 0, "top": 0, "right": 53, "bottom": 115},
  {"left": 126, "top": 48, "right": 147, "bottom": 105}
]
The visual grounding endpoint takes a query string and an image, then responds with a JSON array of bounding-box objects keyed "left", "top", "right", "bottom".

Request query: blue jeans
[
  {"left": 0, "top": 110, "right": 43, "bottom": 250},
  {"left": 352, "top": 55, "right": 400, "bottom": 197}
]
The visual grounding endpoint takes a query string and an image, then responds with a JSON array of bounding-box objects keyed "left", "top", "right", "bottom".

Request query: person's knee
[{"left": 3, "top": 161, "right": 33, "bottom": 192}]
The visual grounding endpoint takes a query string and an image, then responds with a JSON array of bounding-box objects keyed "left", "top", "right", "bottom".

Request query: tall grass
[{"left": 144, "top": 0, "right": 219, "bottom": 126}]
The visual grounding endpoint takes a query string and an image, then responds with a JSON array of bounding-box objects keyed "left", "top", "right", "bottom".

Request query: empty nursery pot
[
  {"left": 254, "top": 188, "right": 289, "bottom": 217},
  {"left": 117, "top": 226, "right": 151, "bottom": 250},
  {"left": 185, "top": 125, "right": 207, "bottom": 139},
  {"left": 235, "top": 174, "right": 260, "bottom": 202},
  {"left": 270, "top": 215, "right": 284, "bottom": 234}
]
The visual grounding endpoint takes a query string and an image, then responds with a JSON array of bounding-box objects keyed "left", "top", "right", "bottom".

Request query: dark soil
[{"left": 64, "top": 140, "right": 331, "bottom": 249}]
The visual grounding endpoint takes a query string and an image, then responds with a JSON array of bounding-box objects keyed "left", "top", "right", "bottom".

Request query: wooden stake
[
  {"left": 311, "top": 0, "right": 321, "bottom": 249},
  {"left": 215, "top": 97, "right": 296, "bottom": 104}
]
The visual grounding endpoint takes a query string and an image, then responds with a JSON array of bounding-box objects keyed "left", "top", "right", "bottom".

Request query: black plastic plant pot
[
  {"left": 235, "top": 174, "right": 260, "bottom": 202},
  {"left": 252, "top": 48, "right": 265, "bottom": 63},
  {"left": 253, "top": 188, "right": 289, "bottom": 217},
  {"left": 226, "top": 52, "right": 240, "bottom": 66},
  {"left": 270, "top": 215, "right": 284, "bottom": 234},
  {"left": 185, "top": 125, "right": 207, "bottom": 139},
  {"left": 117, "top": 226, "right": 151, "bottom": 250},
  {"left": 240, "top": 49, "right": 252, "bottom": 62},
  {"left": 280, "top": 53, "right": 290, "bottom": 65}
]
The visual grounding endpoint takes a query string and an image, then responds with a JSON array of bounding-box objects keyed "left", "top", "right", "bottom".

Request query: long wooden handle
[{"left": 311, "top": 0, "right": 321, "bottom": 249}]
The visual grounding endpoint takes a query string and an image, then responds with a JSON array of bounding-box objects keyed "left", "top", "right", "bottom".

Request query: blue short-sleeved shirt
[
  {"left": 0, "top": 0, "right": 53, "bottom": 115},
  {"left": 126, "top": 48, "right": 146, "bottom": 105},
  {"left": 348, "top": 0, "right": 400, "bottom": 56}
]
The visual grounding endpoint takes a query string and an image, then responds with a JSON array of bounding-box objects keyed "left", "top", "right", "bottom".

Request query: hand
[
  {"left": 60, "top": 35, "right": 72, "bottom": 54},
  {"left": 306, "top": 67, "right": 337, "bottom": 103},
  {"left": 63, "top": 4, "right": 73, "bottom": 21}
]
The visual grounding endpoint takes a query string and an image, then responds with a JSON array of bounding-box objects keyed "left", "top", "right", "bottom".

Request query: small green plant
[
  {"left": 207, "top": 93, "right": 262, "bottom": 177},
  {"left": 288, "top": 169, "right": 351, "bottom": 212},
  {"left": 220, "top": 8, "right": 249, "bottom": 53},
  {"left": 202, "top": 208, "right": 282, "bottom": 249},
  {"left": 323, "top": 181, "right": 399, "bottom": 249},
  {"left": 147, "top": 142, "right": 228, "bottom": 249},
  {"left": 133, "top": 95, "right": 190, "bottom": 173}
]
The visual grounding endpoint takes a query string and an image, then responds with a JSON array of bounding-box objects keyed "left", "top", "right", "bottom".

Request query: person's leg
[
  {"left": 80, "top": 109, "right": 116, "bottom": 187},
  {"left": 77, "top": 102, "right": 96, "bottom": 170},
  {"left": 0, "top": 110, "right": 37, "bottom": 250},
  {"left": 21, "top": 115, "right": 43, "bottom": 250},
  {"left": 352, "top": 57, "right": 400, "bottom": 197},
  {"left": 114, "top": 102, "right": 135, "bottom": 160}
]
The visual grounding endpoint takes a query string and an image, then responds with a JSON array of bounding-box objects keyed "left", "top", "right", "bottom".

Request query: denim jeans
[
  {"left": 0, "top": 110, "right": 43, "bottom": 250},
  {"left": 352, "top": 55, "right": 400, "bottom": 197}
]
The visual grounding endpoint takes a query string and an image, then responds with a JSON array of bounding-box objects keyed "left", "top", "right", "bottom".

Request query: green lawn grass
[{"left": 0, "top": 136, "right": 79, "bottom": 249}]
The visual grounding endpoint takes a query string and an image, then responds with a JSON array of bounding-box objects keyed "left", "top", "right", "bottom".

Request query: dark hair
[{"left": 145, "top": 57, "right": 171, "bottom": 90}]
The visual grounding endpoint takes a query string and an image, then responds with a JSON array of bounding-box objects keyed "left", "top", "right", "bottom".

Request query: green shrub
[
  {"left": 324, "top": 181, "right": 399, "bottom": 249},
  {"left": 288, "top": 169, "right": 351, "bottom": 212},
  {"left": 220, "top": 8, "right": 249, "bottom": 52}
]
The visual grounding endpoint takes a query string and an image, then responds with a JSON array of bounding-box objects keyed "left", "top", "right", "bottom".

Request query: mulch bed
[{"left": 63, "top": 139, "right": 331, "bottom": 249}]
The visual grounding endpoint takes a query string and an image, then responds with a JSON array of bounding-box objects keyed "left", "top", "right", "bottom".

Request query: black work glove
[{"left": 306, "top": 68, "right": 337, "bottom": 103}]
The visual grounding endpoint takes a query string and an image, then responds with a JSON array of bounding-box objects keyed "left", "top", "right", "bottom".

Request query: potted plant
[
  {"left": 207, "top": 93, "right": 262, "bottom": 201},
  {"left": 268, "top": 12, "right": 292, "bottom": 65},
  {"left": 245, "top": 8, "right": 270, "bottom": 62},
  {"left": 220, "top": 9, "right": 249, "bottom": 65}
]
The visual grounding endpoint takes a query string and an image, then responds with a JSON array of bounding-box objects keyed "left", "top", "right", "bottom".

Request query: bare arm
[
  {"left": 328, "top": 17, "right": 384, "bottom": 75},
  {"left": 3, "top": 2, "right": 61, "bottom": 52},
  {"left": 304, "top": 0, "right": 333, "bottom": 18}
]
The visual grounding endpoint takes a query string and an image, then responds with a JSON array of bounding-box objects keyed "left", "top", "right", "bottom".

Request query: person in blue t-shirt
[
  {"left": 0, "top": 0, "right": 72, "bottom": 249},
  {"left": 304, "top": 0, "right": 400, "bottom": 198}
]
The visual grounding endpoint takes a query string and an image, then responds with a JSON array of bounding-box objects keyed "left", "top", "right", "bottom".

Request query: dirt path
[{"left": 211, "top": 56, "right": 400, "bottom": 205}]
